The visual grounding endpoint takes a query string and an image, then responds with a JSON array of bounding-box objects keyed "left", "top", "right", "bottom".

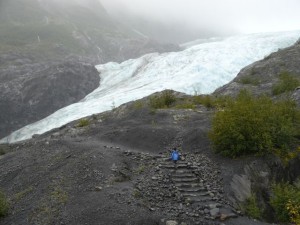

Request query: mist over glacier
[{"left": 2, "top": 30, "right": 300, "bottom": 143}]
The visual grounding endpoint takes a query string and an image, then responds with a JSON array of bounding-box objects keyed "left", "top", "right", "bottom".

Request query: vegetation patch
[
  {"left": 0, "top": 148, "right": 6, "bottom": 156},
  {"left": 134, "top": 165, "right": 146, "bottom": 174},
  {"left": 272, "top": 71, "right": 300, "bottom": 95},
  {"left": 133, "top": 100, "right": 144, "bottom": 109},
  {"left": 149, "top": 90, "right": 176, "bottom": 109},
  {"left": 175, "top": 102, "right": 196, "bottom": 109},
  {"left": 237, "top": 76, "right": 260, "bottom": 85},
  {"left": 192, "top": 95, "right": 215, "bottom": 108},
  {"left": 14, "top": 186, "right": 33, "bottom": 202},
  {"left": 0, "top": 190, "right": 9, "bottom": 217},
  {"left": 51, "top": 186, "right": 68, "bottom": 205},
  {"left": 209, "top": 90, "right": 300, "bottom": 158},
  {"left": 270, "top": 182, "right": 300, "bottom": 224},
  {"left": 244, "top": 194, "right": 262, "bottom": 219},
  {"left": 0, "top": 145, "right": 9, "bottom": 156},
  {"left": 77, "top": 118, "right": 90, "bottom": 127},
  {"left": 132, "top": 189, "right": 142, "bottom": 199}
]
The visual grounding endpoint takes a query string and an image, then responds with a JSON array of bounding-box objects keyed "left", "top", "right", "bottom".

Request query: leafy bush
[
  {"left": 192, "top": 95, "right": 215, "bottom": 108},
  {"left": 270, "top": 183, "right": 300, "bottom": 223},
  {"left": 149, "top": 90, "right": 176, "bottom": 109},
  {"left": 209, "top": 90, "right": 300, "bottom": 157},
  {"left": 244, "top": 194, "right": 262, "bottom": 219},
  {"left": 77, "top": 118, "right": 90, "bottom": 127},
  {"left": 272, "top": 71, "right": 300, "bottom": 95},
  {"left": 0, "top": 190, "right": 9, "bottom": 217}
]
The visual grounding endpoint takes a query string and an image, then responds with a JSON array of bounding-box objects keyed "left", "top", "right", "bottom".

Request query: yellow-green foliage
[
  {"left": 175, "top": 103, "right": 196, "bottom": 109},
  {"left": 133, "top": 100, "right": 144, "bottom": 109},
  {"left": 270, "top": 183, "right": 300, "bottom": 223},
  {"left": 209, "top": 90, "right": 300, "bottom": 158},
  {"left": 244, "top": 194, "right": 262, "bottom": 219},
  {"left": 272, "top": 71, "right": 300, "bottom": 95},
  {"left": 286, "top": 199, "right": 300, "bottom": 225},
  {"left": 192, "top": 95, "right": 215, "bottom": 108},
  {"left": 77, "top": 118, "right": 90, "bottom": 127},
  {"left": 51, "top": 187, "right": 68, "bottom": 205},
  {"left": 149, "top": 90, "right": 176, "bottom": 109},
  {"left": 14, "top": 186, "right": 33, "bottom": 202},
  {"left": 0, "top": 190, "right": 9, "bottom": 217}
]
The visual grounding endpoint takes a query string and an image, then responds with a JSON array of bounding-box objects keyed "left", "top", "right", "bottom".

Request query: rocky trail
[{"left": 123, "top": 150, "right": 240, "bottom": 225}]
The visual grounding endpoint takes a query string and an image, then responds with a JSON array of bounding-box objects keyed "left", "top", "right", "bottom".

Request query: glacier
[{"left": 2, "top": 30, "right": 300, "bottom": 143}]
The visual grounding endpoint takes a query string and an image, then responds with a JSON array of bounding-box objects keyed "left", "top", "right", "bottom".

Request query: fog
[{"left": 100, "top": 0, "right": 300, "bottom": 34}]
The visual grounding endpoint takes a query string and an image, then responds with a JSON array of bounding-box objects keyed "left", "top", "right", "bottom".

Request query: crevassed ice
[{"left": 2, "top": 30, "right": 300, "bottom": 143}]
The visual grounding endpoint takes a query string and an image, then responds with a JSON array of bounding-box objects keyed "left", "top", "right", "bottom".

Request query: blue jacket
[{"left": 171, "top": 150, "right": 179, "bottom": 161}]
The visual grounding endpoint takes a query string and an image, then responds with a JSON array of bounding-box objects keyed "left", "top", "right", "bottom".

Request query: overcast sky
[{"left": 100, "top": 0, "right": 300, "bottom": 34}]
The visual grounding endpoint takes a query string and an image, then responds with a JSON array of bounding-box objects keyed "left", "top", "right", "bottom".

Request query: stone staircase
[
  {"left": 159, "top": 159, "right": 216, "bottom": 205},
  {"left": 157, "top": 156, "right": 237, "bottom": 221}
]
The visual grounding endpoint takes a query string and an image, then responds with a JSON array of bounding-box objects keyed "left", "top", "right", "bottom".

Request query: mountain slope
[
  {"left": 2, "top": 31, "right": 299, "bottom": 143},
  {"left": 0, "top": 91, "right": 297, "bottom": 225},
  {"left": 0, "top": 0, "right": 177, "bottom": 62},
  {"left": 214, "top": 39, "right": 300, "bottom": 101},
  {"left": 0, "top": 0, "right": 179, "bottom": 139}
]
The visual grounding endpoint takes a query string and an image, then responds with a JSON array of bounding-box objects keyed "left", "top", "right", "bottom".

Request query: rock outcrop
[
  {"left": 214, "top": 40, "right": 300, "bottom": 101},
  {"left": 0, "top": 59, "right": 100, "bottom": 138}
]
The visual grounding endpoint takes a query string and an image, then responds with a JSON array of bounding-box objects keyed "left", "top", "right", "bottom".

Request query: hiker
[{"left": 170, "top": 147, "right": 180, "bottom": 164}]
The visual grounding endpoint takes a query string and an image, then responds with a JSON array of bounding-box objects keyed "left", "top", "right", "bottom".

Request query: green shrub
[
  {"left": 149, "top": 90, "right": 176, "bottom": 109},
  {"left": 244, "top": 194, "right": 262, "bottom": 219},
  {"left": 133, "top": 101, "right": 144, "bottom": 109},
  {"left": 209, "top": 90, "right": 300, "bottom": 157},
  {"left": 0, "top": 190, "right": 9, "bottom": 217},
  {"left": 77, "top": 118, "right": 90, "bottom": 127},
  {"left": 270, "top": 183, "right": 300, "bottom": 223},
  {"left": 175, "top": 103, "right": 196, "bottom": 109},
  {"left": 272, "top": 71, "right": 300, "bottom": 95},
  {"left": 192, "top": 95, "right": 215, "bottom": 108}
]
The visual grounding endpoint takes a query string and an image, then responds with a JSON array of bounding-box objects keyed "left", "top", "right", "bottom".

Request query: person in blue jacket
[{"left": 170, "top": 147, "right": 180, "bottom": 164}]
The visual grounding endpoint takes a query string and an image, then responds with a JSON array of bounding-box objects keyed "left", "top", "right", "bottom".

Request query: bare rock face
[
  {"left": 214, "top": 41, "right": 300, "bottom": 98},
  {"left": 0, "top": 59, "right": 100, "bottom": 138}
]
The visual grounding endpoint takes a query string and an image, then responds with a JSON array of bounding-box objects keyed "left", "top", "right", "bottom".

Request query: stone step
[
  {"left": 181, "top": 192, "right": 210, "bottom": 197},
  {"left": 174, "top": 169, "right": 191, "bottom": 174},
  {"left": 174, "top": 183, "right": 203, "bottom": 188},
  {"left": 172, "top": 177, "right": 199, "bottom": 183},
  {"left": 185, "top": 196, "right": 213, "bottom": 203},
  {"left": 160, "top": 164, "right": 188, "bottom": 169},
  {"left": 178, "top": 187, "right": 207, "bottom": 192},
  {"left": 171, "top": 173, "right": 195, "bottom": 179}
]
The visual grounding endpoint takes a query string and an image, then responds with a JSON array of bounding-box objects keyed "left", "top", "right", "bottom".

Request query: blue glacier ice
[{"left": 2, "top": 30, "right": 300, "bottom": 143}]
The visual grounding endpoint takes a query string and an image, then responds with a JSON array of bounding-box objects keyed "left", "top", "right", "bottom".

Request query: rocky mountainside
[
  {"left": 1, "top": 39, "right": 300, "bottom": 225},
  {"left": 0, "top": 0, "right": 178, "bottom": 63},
  {"left": 0, "top": 0, "right": 179, "bottom": 138},
  {"left": 0, "top": 93, "right": 274, "bottom": 225},
  {"left": 1, "top": 89, "right": 297, "bottom": 225},
  {"left": 214, "top": 39, "right": 300, "bottom": 102}
]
